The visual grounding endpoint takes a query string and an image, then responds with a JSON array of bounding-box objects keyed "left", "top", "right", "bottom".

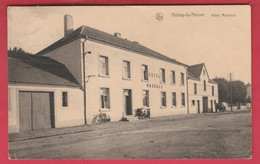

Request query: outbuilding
[{"left": 8, "top": 53, "right": 84, "bottom": 133}]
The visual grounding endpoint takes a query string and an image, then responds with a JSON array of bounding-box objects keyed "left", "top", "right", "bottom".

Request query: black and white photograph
[{"left": 8, "top": 5, "right": 251, "bottom": 159}]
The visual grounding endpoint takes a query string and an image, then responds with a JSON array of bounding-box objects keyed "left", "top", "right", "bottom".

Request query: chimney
[
  {"left": 64, "top": 14, "right": 73, "bottom": 37},
  {"left": 114, "top": 32, "right": 121, "bottom": 38}
]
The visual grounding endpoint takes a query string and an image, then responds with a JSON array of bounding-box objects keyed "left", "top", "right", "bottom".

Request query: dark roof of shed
[
  {"left": 36, "top": 25, "right": 187, "bottom": 66},
  {"left": 8, "top": 53, "right": 80, "bottom": 87}
]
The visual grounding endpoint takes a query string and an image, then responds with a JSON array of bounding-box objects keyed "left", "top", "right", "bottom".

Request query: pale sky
[{"left": 8, "top": 6, "right": 251, "bottom": 84}]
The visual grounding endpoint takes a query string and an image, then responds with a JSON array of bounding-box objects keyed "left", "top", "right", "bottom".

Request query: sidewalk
[{"left": 9, "top": 109, "right": 251, "bottom": 142}]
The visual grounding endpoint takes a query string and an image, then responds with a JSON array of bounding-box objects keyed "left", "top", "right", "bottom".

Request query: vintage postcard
[{"left": 8, "top": 5, "right": 251, "bottom": 159}]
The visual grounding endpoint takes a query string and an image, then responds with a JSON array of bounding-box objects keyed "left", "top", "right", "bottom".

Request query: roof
[
  {"left": 188, "top": 63, "right": 217, "bottom": 84},
  {"left": 188, "top": 63, "right": 204, "bottom": 79},
  {"left": 8, "top": 53, "right": 80, "bottom": 87},
  {"left": 36, "top": 25, "right": 187, "bottom": 67}
]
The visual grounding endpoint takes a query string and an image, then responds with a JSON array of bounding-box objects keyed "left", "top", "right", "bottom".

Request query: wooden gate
[{"left": 19, "top": 91, "right": 54, "bottom": 132}]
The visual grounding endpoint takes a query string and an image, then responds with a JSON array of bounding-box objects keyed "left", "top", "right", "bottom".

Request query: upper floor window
[
  {"left": 100, "top": 88, "right": 110, "bottom": 109},
  {"left": 122, "top": 60, "right": 131, "bottom": 79},
  {"left": 171, "top": 71, "right": 176, "bottom": 84},
  {"left": 194, "top": 83, "right": 197, "bottom": 95},
  {"left": 204, "top": 80, "right": 206, "bottom": 91},
  {"left": 99, "top": 56, "right": 109, "bottom": 76},
  {"left": 181, "top": 93, "right": 185, "bottom": 106},
  {"left": 172, "top": 92, "right": 177, "bottom": 106},
  {"left": 203, "top": 70, "right": 206, "bottom": 75},
  {"left": 160, "top": 68, "right": 166, "bottom": 83},
  {"left": 212, "top": 86, "right": 214, "bottom": 96},
  {"left": 142, "top": 65, "right": 148, "bottom": 81},
  {"left": 161, "top": 92, "right": 167, "bottom": 107},
  {"left": 181, "top": 73, "right": 185, "bottom": 85},
  {"left": 143, "top": 90, "right": 149, "bottom": 107},
  {"left": 62, "top": 92, "right": 68, "bottom": 107}
]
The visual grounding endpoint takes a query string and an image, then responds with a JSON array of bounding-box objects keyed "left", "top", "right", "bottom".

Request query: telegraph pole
[{"left": 229, "top": 73, "right": 233, "bottom": 112}]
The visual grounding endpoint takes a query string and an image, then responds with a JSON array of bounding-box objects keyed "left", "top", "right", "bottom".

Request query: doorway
[
  {"left": 203, "top": 97, "right": 208, "bottom": 113},
  {"left": 19, "top": 91, "right": 55, "bottom": 132},
  {"left": 123, "top": 89, "right": 132, "bottom": 115},
  {"left": 211, "top": 100, "right": 213, "bottom": 112},
  {"left": 197, "top": 100, "right": 200, "bottom": 114}
]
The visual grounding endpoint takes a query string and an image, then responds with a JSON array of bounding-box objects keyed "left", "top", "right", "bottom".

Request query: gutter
[
  {"left": 186, "top": 67, "right": 190, "bottom": 114},
  {"left": 81, "top": 35, "right": 87, "bottom": 125}
]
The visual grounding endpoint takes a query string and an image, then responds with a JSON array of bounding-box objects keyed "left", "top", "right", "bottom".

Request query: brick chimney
[
  {"left": 64, "top": 14, "right": 73, "bottom": 37},
  {"left": 114, "top": 32, "right": 121, "bottom": 38}
]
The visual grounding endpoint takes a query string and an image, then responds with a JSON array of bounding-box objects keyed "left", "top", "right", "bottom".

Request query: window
[
  {"left": 142, "top": 65, "right": 148, "bottom": 81},
  {"left": 212, "top": 86, "right": 214, "bottom": 96},
  {"left": 171, "top": 71, "right": 176, "bottom": 84},
  {"left": 181, "top": 73, "right": 185, "bottom": 85},
  {"left": 161, "top": 92, "right": 167, "bottom": 107},
  {"left": 62, "top": 92, "right": 68, "bottom": 107},
  {"left": 192, "top": 100, "right": 195, "bottom": 106},
  {"left": 172, "top": 92, "right": 177, "bottom": 106},
  {"left": 122, "top": 60, "right": 131, "bottom": 79},
  {"left": 143, "top": 90, "right": 149, "bottom": 107},
  {"left": 160, "top": 68, "right": 166, "bottom": 83},
  {"left": 204, "top": 80, "right": 206, "bottom": 91},
  {"left": 100, "top": 88, "right": 110, "bottom": 109},
  {"left": 181, "top": 93, "right": 185, "bottom": 106},
  {"left": 99, "top": 56, "right": 109, "bottom": 76},
  {"left": 203, "top": 70, "right": 205, "bottom": 75},
  {"left": 194, "top": 83, "right": 197, "bottom": 95}
]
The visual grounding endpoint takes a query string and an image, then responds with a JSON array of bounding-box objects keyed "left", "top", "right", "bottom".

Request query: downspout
[
  {"left": 186, "top": 67, "right": 190, "bottom": 114},
  {"left": 81, "top": 36, "right": 87, "bottom": 125}
]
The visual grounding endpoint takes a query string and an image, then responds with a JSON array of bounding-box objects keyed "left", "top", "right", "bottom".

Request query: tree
[
  {"left": 246, "top": 96, "right": 251, "bottom": 103},
  {"left": 8, "top": 47, "right": 33, "bottom": 56},
  {"left": 230, "top": 81, "right": 247, "bottom": 104},
  {"left": 212, "top": 77, "right": 230, "bottom": 103}
]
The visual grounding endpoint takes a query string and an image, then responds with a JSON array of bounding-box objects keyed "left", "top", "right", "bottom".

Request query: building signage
[
  {"left": 146, "top": 72, "right": 163, "bottom": 89},
  {"left": 147, "top": 83, "right": 163, "bottom": 89}
]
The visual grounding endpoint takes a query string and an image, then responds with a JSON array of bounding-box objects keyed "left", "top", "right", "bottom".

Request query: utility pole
[{"left": 229, "top": 73, "right": 233, "bottom": 112}]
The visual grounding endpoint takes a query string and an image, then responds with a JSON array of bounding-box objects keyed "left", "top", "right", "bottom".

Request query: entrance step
[{"left": 125, "top": 116, "right": 139, "bottom": 122}]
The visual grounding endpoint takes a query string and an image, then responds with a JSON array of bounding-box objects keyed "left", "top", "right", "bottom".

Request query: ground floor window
[
  {"left": 143, "top": 90, "right": 149, "bottom": 107},
  {"left": 192, "top": 100, "right": 195, "bottom": 106},
  {"left": 181, "top": 93, "right": 185, "bottom": 106},
  {"left": 161, "top": 92, "right": 167, "bottom": 107},
  {"left": 62, "top": 92, "right": 68, "bottom": 107},
  {"left": 172, "top": 92, "right": 176, "bottom": 106},
  {"left": 100, "top": 88, "right": 110, "bottom": 109}
]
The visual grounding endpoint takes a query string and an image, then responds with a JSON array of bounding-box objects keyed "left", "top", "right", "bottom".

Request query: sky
[{"left": 8, "top": 6, "right": 251, "bottom": 84}]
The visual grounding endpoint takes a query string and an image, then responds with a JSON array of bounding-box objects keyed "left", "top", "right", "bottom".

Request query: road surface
[{"left": 9, "top": 110, "right": 252, "bottom": 159}]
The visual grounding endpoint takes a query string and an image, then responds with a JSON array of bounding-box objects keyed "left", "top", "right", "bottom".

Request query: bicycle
[{"left": 92, "top": 112, "right": 110, "bottom": 124}]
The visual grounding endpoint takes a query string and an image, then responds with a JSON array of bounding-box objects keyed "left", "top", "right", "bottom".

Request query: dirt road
[{"left": 9, "top": 110, "right": 252, "bottom": 159}]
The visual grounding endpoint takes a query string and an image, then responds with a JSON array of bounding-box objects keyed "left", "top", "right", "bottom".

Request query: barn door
[
  {"left": 19, "top": 91, "right": 54, "bottom": 132},
  {"left": 19, "top": 92, "right": 32, "bottom": 131},
  {"left": 32, "top": 92, "right": 52, "bottom": 130}
]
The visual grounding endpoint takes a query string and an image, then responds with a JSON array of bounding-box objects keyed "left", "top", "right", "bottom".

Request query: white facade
[
  {"left": 43, "top": 38, "right": 189, "bottom": 124},
  {"left": 8, "top": 83, "right": 84, "bottom": 133},
  {"left": 188, "top": 65, "right": 219, "bottom": 114}
]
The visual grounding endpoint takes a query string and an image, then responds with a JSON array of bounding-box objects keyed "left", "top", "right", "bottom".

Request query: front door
[
  {"left": 124, "top": 89, "right": 132, "bottom": 115},
  {"left": 203, "top": 97, "right": 208, "bottom": 113},
  {"left": 197, "top": 100, "right": 200, "bottom": 114},
  {"left": 210, "top": 100, "right": 213, "bottom": 113}
]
